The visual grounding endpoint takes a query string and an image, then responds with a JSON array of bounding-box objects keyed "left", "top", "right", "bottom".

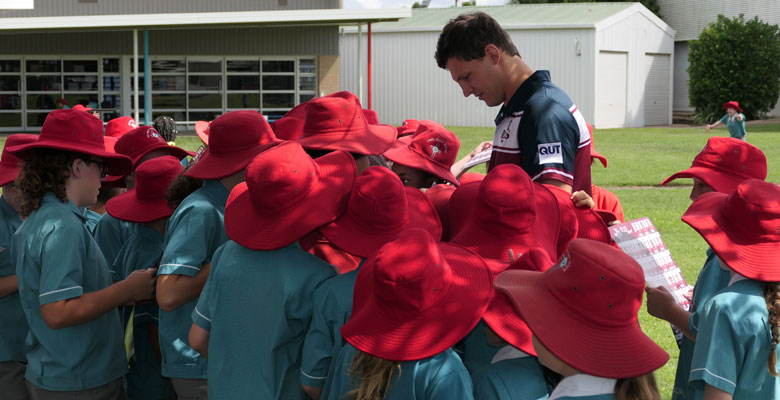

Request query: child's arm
[
  {"left": 302, "top": 385, "right": 322, "bottom": 400},
  {"left": 703, "top": 383, "right": 732, "bottom": 400},
  {"left": 645, "top": 286, "right": 694, "bottom": 340},
  {"left": 40, "top": 268, "right": 157, "bottom": 329},
  {"left": 451, "top": 141, "right": 492, "bottom": 179},
  {"left": 156, "top": 263, "right": 211, "bottom": 312},
  {"left": 0, "top": 275, "right": 18, "bottom": 298},
  {"left": 188, "top": 323, "right": 210, "bottom": 357}
]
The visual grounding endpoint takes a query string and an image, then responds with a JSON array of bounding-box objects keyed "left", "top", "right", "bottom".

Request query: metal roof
[
  {"left": 0, "top": 8, "right": 412, "bottom": 31},
  {"left": 343, "top": 2, "right": 673, "bottom": 34}
]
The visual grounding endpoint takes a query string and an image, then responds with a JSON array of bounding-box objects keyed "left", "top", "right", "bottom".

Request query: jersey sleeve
[
  {"left": 529, "top": 104, "right": 581, "bottom": 186},
  {"left": 38, "top": 224, "right": 86, "bottom": 304},
  {"left": 159, "top": 204, "right": 222, "bottom": 277}
]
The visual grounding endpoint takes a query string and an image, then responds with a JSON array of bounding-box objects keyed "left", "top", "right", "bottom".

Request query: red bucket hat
[
  {"left": 114, "top": 126, "right": 192, "bottom": 167},
  {"left": 545, "top": 185, "right": 613, "bottom": 246},
  {"left": 298, "top": 96, "right": 396, "bottom": 155},
  {"left": 271, "top": 101, "right": 308, "bottom": 141},
  {"left": 722, "top": 101, "right": 743, "bottom": 112},
  {"left": 459, "top": 172, "right": 485, "bottom": 185},
  {"left": 682, "top": 179, "right": 780, "bottom": 281},
  {"left": 396, "top": 119, "right": 419, "bottom": 136},
  {"left": 194, "top": 120, "right": 210, "bottom": 145},
  {"left": 0, "top": 134, "right": 39, "bottom": 186},
  {"left": 105, "top": 116, "right": 138, "bottom": 138},
  {"left": 449, "top": 164, "right": 571, "bottom": 262},
  {"left": 7, "top": 109, "right": 131, "bottom": 177},
  {"left": 661, "top": 137, "right": 766, "bottom": 193},
  {"left": 425, "top": 183, "right": 456, "bottom": 242},
  {"left": 495, "top": 239, "right": 669, "bottom": 378},
  {"left": 186, "top": 110, "right": 281, "bottom": 180},
  {"left": 341, "top": 228, "right": 493, "bottom": 361},
  {"left": 225, "top": 142, "right": 356, "bottom": 250},
  {"left": 383, "top": 124, "right": 461, "bottom": 186},
  {"left": 105, "top": 156, "right": 183, "bottom": 223},
  {"left": 404, "top": 187, "right": 443, "bottom": 241},
  {"left": 587, "top": 123, "right": 607, "bottom": 168},
  {"left": 72, "top": 104, "right": 93, "bottom": 112},
  {"left": 483, "top": 248, "right": 554, "bottom": 356}
]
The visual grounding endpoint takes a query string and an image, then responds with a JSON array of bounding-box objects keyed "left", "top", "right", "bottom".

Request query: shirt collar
[
  {"left": 202, "top": 179, "right": 230, "bottom": 207},
  {"left": 549, "top": 374, "right": 616, "bottom": 400},
  {"left": 494, "top": 70, "right": 551, "bottom": 125},
  {"left": 42, "top": 192, "right": 85, "bottom": 222},
  {"left": 728, "top": 273, "right": 748, "bottom": 286},
  {"left": 491, "top": 345, "right": 531, "bottom": 364}
]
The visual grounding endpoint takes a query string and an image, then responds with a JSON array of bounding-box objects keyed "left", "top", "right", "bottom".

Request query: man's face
[{"left": 446, "top": 55, "right": 504, "bottom": 107}]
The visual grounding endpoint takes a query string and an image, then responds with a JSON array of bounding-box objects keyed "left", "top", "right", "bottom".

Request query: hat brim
[
  {"left": 341, "top": 242, "right": 493, "bottom": 361},
  {"left": 224, "top": 150, "right": 356, "bottom": 250},
  {"left": 494, "top": 270, "right": 670, "bottom": 378},
  {"left": 384, "top": 145, "right": 459, "bottom": 186},
  {"left": 184, "top": 141, "right": 279, "bottom": 180},
  {"left": 0, "top": 165, "right": 22, "bottom": 187},
  {"left": 682, "top": 192, "right": 780, "bottom": 281},
  {"left": 103, "top": 144, "right": 192, "bottom": 183},
  {"left": 661, "top": 167, "right": 745, "bottom": 194},
  {"left": 7, "top": 140, "right": 132, "bottom": 177},
  {"left": 723, "top": 102, "right": 743, "bottom": 112},
  {"left": 194, "top": 121, "right": 210, "bottom": 145},
  {"left": 591, "top": 149, "right": 608, "bottom": 168},
  {"left": 106, "top": 190, "right": 173, "bottom": 223},
  {"left": 404, "top": 187, "right": 443, "bottom": 241},
  {"left": 449, "top": 182, "right": 561, "bottom": 262},
  {"left": 298, "top": 124, "right": 397, "bottom": 156}
]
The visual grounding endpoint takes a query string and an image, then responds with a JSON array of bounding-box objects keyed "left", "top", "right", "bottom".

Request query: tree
[
  {"left": 462, "top": 0, "right": 476, "bottom": 5},
  {"left": 688, "top": 14, "right": 780, "bottom": 122},
  {"left": 507, "top": 0, "right": 661, "bottom": 19},
  {"left": 412, "top": 1, "right": 422, "bottom": 7}
]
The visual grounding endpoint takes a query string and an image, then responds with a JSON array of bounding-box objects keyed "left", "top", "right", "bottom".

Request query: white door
[
  {"left": 644, "top": 53, "right": 671, "bottom": 126},
  {"left": 596, "top": 51, "right": 628, "bottom": 129}
]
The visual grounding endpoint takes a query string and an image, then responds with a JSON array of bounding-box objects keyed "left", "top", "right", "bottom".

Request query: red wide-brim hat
[
  {"left": 483, "top": 248, "right": 554, "bottom": 356},
  {"left": 495, "top": 240, "right": 669, "bottom": 378},
  {"left": 682, "top": 180, "right": 780, "bottom": 281},
  {"left": 722, "top": 101, "right": 743, "bottom": 112},
  {"left": 662, "top": 167, "right": 746, "bottom": 194},
  {"left": 341, "top": 232, "right": 493, "bottom": 361},
  {"left": 194, "top": 120, "right": 210, "bottom": 145},
  {"left": 8, "top": 110, "right": 131, "bottom": 177},
  {"left": 225, "top": 144, "right": 356, "bottom": 250},
  {"left": 0, "top": 134, "right": 38, "bottom": 186},
  {"left": 425, "top": 183, "right": 456, "bottom": 242},
  {"left": 105, "top": 156, "right": 183, "bottom": 223},
  {"left": 384, "top": 140, "right": 460, "bottom": 186}
]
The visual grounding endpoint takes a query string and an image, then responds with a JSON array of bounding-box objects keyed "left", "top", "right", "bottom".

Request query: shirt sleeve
[
  {"left": 38, "top": 224, "right": 86, "bottom": 305},
  {"left": 688, "top": 299, "right": 741, "bottom": 395},
  {"left": 191, "top": 245, "right": 222, "bottom": 332},
  {"left": 428, "top": 367, "right": 475, "bottom": 400},
  {"left": 528, "top": 103, "right": 580, "bottom": 186},
  {"left": 472, "top": 369, "right": 502, "bottom": 400},
  {"left": 300, "top": 286, "right": 335, "bottom": 388},
  {"left": 720, "top": 115, "right": 728, "bottom": 124},
  {"left": 159, "top": 204, "right": 222, "bottom": 277}
]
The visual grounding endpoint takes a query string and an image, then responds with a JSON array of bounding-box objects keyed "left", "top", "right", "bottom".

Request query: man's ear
[
  {"left": 484, "top": 44, "right": 501, "bottom": 65},
  {"left": 70, "top": 158, "right": 85, "bottom": 179}
]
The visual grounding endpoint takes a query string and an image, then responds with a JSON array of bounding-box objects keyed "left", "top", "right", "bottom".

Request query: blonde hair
[
  {"left": 764, "top": 282, "right": 780, "bottom": 377},
  {"left": 615, "top": 373, "right": 661, "bottom": 400},
  {"left": 346, "top": 350, "right": 401, "bottom": 400}
]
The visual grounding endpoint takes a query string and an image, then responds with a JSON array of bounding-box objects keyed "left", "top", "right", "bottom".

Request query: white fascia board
[
  {"left": 594, "top": 3, "right": 676, "bottom": 38},
  {"left": 0, "top": 8, "right": 412, "bottom": 30},
  {"left": 0, "top": 0, "right": 33, "bottom": 9},
  {"left": 341, "top": 23, "right": 597, "bottom": 34}
]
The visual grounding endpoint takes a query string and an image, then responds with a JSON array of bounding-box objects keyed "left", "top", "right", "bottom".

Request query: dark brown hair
[
  {"left": 165, "top": 162, "right": 203, "bottom": 209},
  {"left": 19, "top": 148, "right": 81, "bottom": 217},
  {"left": 765, "top": 282, "right": 780, "bottom": 376},
  {"left": 435, "top": 11, "right": 520, "bottom": 69},
  {"left": 615, "top": 373, "right": 661, "bottom": 400}
]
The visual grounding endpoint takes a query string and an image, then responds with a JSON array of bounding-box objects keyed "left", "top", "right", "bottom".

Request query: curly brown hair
[
  {"left": 19, "top": 148, "right": 81, "bottom": 217},
  {"left": 166, "top": 162, "right": 203, "bottom": 209}
]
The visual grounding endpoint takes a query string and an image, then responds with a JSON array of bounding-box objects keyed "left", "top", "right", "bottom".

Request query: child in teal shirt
[
  {"left": 706, "top": 101, "right": 747, "bottom": 140},
  {"left": 189, "top": 142, "right": 355, "bottom": 399}
]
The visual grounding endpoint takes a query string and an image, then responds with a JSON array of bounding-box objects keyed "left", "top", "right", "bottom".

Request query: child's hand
[
  {"left": 124, "top": 268, "right": 158, "bottom": 304},
  {"left": 737, "top": 114, "right": 743, "bottom": 121},
  {"left": 570, "top": 190, "right": 595, "bottom": 209},
  {"left": 470, "top": 141, "right": 492, "bottom": 158},
  {"left": 706, "top": 124, "right": 713, "bottom": 130},
  {"left": 645, "top": 286, "right": 679, "bottom": 322}
]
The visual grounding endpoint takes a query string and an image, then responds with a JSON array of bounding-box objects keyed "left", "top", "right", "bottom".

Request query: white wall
[
  {"left": 657, "top": 0, "right": 780, "bottom": 42},
  {"left": 340, "top": 28, "right": 595, "bottom": 127},
  {"left": 595, "top": 10, "right": 675, "bottom": 127}
]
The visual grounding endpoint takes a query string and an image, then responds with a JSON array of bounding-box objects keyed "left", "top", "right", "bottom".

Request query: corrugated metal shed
[{"left": 341, "top": 3, "right": 675, "bottom": 128}]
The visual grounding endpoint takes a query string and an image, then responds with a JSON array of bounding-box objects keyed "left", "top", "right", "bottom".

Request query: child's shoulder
[{"left": 703, "top": 280, "right": 768, "bottom": 327}]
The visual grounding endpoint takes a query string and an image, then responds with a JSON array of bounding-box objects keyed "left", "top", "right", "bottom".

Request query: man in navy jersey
[{"left": 436, "top": 11, "right": 592, "bottom": 195}]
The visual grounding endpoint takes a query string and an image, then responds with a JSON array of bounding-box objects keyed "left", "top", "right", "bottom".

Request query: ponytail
[
  {"left": 615, "top": 373, "right": 661, "bottom": 400},
  {"left": 346, "top": 350, "right": 401, "bottom": 400},
  {"left": 764, "top": 282, "right": 780, "bottom": 377}
]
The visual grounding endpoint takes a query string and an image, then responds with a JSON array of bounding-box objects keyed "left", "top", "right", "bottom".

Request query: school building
[
  {"left": 340, "top": 3, "right": 675, "bottom": 129},
  {"left": 0, "top": 0, "right": 409, "bottom": 132}
]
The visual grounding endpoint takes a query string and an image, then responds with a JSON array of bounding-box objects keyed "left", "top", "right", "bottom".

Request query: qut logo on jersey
[{"left": 537, "top": 142, "right": 563, "bottom": 164}]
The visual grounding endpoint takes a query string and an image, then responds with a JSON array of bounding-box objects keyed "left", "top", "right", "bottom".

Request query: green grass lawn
[{"left": 446, "top": 123, "right": 780, "bottom": 398}]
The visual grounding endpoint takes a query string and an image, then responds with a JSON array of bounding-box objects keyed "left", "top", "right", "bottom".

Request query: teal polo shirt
[
  {"left": 689, "top": 278, "right": 780, "bottom": 398},
  {"left": 325, "top": 343, "right": 474, "bottom": 400},
  {"left": 158, "top": 179, "right": 229, "bottom": 379},
  {"left": 112, "top": 225, "right": 175, "bottom": 400},
  {"left": 0, "top": 196, "right": 26, "bottom": 363},
  {"left": 191, "top": 240, "right": 335, "bottom": 399},
  {"left": 719, "top": 114, "right": 747, "bottom": 139},
  {"left": 672, "top": 248, "right": 731, "bottom": 400},
  {"left": 80, "top": 207, "right": 102, "bottom": 234},
  {"left": 456, "top": 320, "right": 503, "bottom": 376},
  {"left": 300, "top": 263, "right": 362, "bottom": 390},
  {"left": 472, "top": 347, "right": 548, "bottom": 400},
  {"left": 12, "top": 193, "right": 126, "bottom": 391},
  {"left": 94, "top": 213, "right": 138, "bottom": 269}
]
